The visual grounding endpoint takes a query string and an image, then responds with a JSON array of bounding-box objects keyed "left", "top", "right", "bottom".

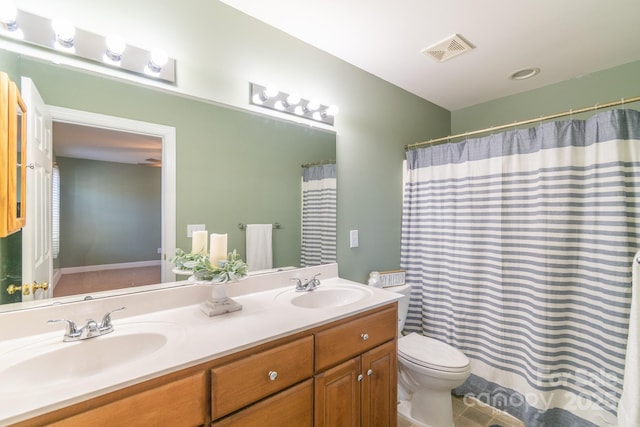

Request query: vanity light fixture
[
  {"left": 0, "top": 6, "right": 176, "bottom": 83},
  {"left": 249, "top": 82, "right": 338, "bottom": 126}
]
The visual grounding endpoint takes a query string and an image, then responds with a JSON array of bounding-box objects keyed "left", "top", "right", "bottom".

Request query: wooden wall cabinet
[{"left": 1, "top": 71, "right": 27, "bottom": 237}]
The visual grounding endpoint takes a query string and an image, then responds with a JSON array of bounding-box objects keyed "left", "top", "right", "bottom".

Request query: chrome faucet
[
  {"left": 48, "top": 307, "right": 126, "bottom": 342},
  {"left": 291, "top": 273, "right": 321, "bottom": 292}
]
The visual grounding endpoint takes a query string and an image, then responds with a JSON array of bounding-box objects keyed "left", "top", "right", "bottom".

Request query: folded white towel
[{"left": 246, "top": 224, "right": 273, "bottom": 272}]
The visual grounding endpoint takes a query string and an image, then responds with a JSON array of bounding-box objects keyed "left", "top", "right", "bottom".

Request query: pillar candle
[
  {"left": 210, "top": 233, "right": 228, "bottom": 264},
  {"left": 191, "top": 230, "right": 208, "bottom": 254}
]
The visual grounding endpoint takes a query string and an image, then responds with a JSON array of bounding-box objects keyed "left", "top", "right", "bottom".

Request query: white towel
[
  {"left": 618, "top": 251, "right": 640, "bottom": 426},
  {"left": 245, "top": 224, "right": 273, "bottom": 272}
]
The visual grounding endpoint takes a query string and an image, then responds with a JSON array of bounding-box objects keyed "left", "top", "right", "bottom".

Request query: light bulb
[
  {"left": 307, "top": 100, "right": 320, "bottom": 111},
  {"left": 105, "top": 34, "right": 126, "bottom": 61},
  {"left": 145, "top": 48, "right": 168, "bottom": 75},
  {"left": 326, "top": 105, "right": 339, "bottom": 116},
  {"left": 265, "top": 84, "right": 279, "bottom": 98},
  {"left": 252, "top": 93, "right": 264, "bottom": 105},
  {"left": 286, "top": 93, "right": 300, "bottom": 105},
  {"left": 274, "top": 100, "right": 285, "bottom": 111},
  {"left": 150, "top": 48, "right": 168, "bottom": 67},
  {"left": 0, "top": 2, "right": 22, "bottom": 39},
  {"left": 52, "top": 17, "right": 75, "bottom": 47},
  {"left": 294, "top": 106, "right": 304, "bottom": 116},
  {"left": 0, "top": 2, "right": 17, "bottom": 29}
]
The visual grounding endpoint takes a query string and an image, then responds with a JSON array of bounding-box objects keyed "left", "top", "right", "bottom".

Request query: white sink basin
[
  {"left": 0, "top": 322, "right": 178, "bottom": 393},
  {"left": 276, "top": 284, "right": 373, "bottom": 309}
]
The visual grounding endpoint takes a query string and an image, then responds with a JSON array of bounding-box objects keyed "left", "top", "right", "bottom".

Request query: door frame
[{"left": 48, "top": 106, "right": 177, "bottom": 283}]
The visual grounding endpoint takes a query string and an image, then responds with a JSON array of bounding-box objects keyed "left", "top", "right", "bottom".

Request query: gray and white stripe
[{"left": 401, "top": 109, "right": 640, "bottom": 422}]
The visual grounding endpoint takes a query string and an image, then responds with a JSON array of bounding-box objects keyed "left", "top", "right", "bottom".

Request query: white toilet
[{"left": 392, "top": 285, "right": 471, "bottom": 427}]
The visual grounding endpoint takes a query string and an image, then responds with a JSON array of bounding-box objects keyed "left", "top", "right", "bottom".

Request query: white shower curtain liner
[{"left": 401, "top": 109, "right": 640, "bottom": 427}]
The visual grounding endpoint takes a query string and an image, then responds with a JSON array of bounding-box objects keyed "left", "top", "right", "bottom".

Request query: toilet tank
[{"left": 387, "top": 284, "right": 411, "bottom": 334}]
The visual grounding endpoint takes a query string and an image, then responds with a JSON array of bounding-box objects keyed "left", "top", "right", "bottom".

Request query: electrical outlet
[
  {"left": 187, "top": 224, "right": 205, "bottom": 237},
  {"left": 350, "top": 229, "right": 359, "bottom": 248}
]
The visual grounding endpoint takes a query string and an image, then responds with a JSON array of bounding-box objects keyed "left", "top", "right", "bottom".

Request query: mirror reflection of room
[
  {"left": 0, "top": 49, "right": 336, "bottom": 307},
  {"left": 51, "top": 123, "right": 163, "bottom": 297}
]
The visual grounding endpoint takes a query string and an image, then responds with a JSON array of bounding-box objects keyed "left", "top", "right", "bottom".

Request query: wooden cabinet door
[
  {"left": 212, "top": 379, "right": 312, "bottom": 427},
  {"left": 361, "top": 340, "right": 398, "bottom": 427},
  {"left": 314, "top": 357, "right": 361, "bottom": 427}
]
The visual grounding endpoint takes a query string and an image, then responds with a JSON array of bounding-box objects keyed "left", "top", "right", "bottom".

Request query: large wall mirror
[{"left": 0, "top": 48, "right": 336, "bottom": 311}]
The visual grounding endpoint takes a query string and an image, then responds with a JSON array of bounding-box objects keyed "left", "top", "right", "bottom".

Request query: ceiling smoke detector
[{"left": 422, "top": 34, "right": 474, "bottom": 63}]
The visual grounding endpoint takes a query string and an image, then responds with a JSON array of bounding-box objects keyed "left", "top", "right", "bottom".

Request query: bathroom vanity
[{"left": 0, "top": 264, "right": 399, "bottom": 426}]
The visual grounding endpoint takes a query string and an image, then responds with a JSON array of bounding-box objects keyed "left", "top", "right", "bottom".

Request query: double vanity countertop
[{"left": 0, "top": 263, "right": 400, "bottom": 425}]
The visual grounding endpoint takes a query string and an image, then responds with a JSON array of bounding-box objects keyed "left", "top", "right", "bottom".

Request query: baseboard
[
  {"left": 51, "top": 268, "right": 62, "bottom": 292},
  {"left": 60, "top": 260, "right": 161, "bottom": 275}
]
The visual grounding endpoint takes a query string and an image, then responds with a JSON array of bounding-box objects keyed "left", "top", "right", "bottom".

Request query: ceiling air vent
[{"left": 422, "top": 34, "right": 474, "bottom": 63}]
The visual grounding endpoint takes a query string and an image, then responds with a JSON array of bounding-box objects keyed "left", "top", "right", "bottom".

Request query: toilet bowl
[{"left": 389, "top": 285, "right": 471, "bottom": 427}]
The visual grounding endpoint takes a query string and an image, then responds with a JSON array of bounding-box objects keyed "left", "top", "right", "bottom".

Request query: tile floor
[{"left": 398, "top": 395, "right": 525, "bottom": 427}]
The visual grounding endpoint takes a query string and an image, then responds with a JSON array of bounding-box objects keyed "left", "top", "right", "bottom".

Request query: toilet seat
[{"left": 398, "top": 333, "right": 470, "bottom": 373}]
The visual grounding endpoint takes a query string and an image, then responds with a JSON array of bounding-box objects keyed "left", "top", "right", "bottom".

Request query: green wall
[
  {"left": 0, "top": 231, "right": 21, "bottom": 305},
  {"left": 3, "top": 0, "right": 452, "bottom": 284},
  {"left": 452, "top": 60, "right": 640, "bottom": 134},
  {"left": 56, "top": 157, "right": 161, "bottom": 268}
]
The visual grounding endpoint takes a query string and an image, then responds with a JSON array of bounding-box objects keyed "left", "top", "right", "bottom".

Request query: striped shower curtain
[
  {"left": 401, "top": 109, "right": 640, "bottom": 427},
  {"left": 301, "top": 163, "right": 337, "bottom": 266}
]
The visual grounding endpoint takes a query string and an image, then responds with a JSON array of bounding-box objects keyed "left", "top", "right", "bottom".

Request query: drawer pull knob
[
  {"left": 361, "top": 333, "right": 369, "bottom": 341},
  {"left": 357, "top": 374, "right": 363, "bottom": 382},
  {"left": 268, "top": 371, "right": 278, "bottom": 381},
  {"left": 367, "top": 369, "right": 373, "bottom": 376}
]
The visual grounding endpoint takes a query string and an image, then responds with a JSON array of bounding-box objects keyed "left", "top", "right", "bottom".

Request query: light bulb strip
[
  {"left": 0, "top": 8, "right": 175, "bottom": 83},
  {"left": 249, "top": 82, "right": 336, "bottom": 126}
]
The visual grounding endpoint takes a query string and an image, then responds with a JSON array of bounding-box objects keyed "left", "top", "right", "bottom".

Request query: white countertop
[{"left": 0, "top": 264, "right": 400, "bottom": 425}]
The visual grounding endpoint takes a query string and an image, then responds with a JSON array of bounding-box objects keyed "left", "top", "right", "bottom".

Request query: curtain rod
[
  {"left": 301, "top": 159, "right": 336, "bottom": 168},
  {"left": 406, "top": 95, "right": 640, "bottom": 150}
]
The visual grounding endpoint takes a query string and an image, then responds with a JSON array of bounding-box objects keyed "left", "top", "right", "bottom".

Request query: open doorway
[{"left": 48, "top": 107, "right": 176, "bottom": 297}]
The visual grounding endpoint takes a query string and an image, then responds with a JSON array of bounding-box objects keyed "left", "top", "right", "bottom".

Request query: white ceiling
[
  {"left": 220, "top": 0, "right": 640, "bottom": 111},
  {"left": 48, "top": 0, "right": 640, "bottom": 163},
  {"left": 53, "top": 122, "right": 162, "bottom": 166}
]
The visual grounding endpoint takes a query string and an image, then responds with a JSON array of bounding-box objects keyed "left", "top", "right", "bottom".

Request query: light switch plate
[
  {"left": 187, "top": 224, "right": 205, "bottom": 237},
  {"left": 350, "top": 229, "right": 359, "bottom": 248}
]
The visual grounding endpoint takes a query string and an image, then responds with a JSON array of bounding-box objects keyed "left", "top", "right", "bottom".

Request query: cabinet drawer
[
  {"left": 48, "top": 373, "right": 206, "bottom": 427},
  {"left": 212, "top": 379, "right": 313, "bottom": 427},
  {"left": 315, "top": 305, "right": 397, "bottom": 371},
  {"left": 211, "top": 335, "right": 314, "bottom": 419}
]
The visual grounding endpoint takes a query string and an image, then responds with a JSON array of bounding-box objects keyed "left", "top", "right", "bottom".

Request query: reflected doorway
[{"left": 48, "top": 107, "right": 176, "bottom": 297}]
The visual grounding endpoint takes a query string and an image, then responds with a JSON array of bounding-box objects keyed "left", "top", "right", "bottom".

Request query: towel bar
[{"left": 238, "top": 223, "right": 281, "bottom": 230}]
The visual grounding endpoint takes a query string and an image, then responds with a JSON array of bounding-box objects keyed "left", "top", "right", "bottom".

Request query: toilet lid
[{"left": 398, "top": 333, "right": 469, "bottom": 371}]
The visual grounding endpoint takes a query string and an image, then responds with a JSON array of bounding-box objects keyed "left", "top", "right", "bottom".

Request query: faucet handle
[
  {"left": 310, "top": 273, "right": 321, "bottom": 288},
  {"left": 291, "top": 278, "right": 304, "bottom": 291},
  {"left": 99, "top": 306, "right": 126, "bottom": 331},
  {"left": 48, "top": 319, "right": 80, "bottom": 339}
]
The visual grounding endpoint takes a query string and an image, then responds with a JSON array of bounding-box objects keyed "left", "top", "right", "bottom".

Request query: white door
[{"left": 21, "top": 77, "right": 52, "bottom": 301}]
